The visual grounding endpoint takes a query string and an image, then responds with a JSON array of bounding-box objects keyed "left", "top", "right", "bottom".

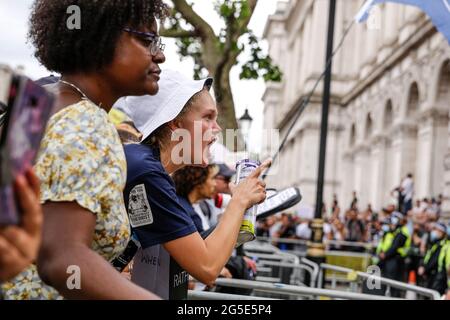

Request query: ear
[{"left": 168, "top": 119, "right": 181, "bottom": 131}]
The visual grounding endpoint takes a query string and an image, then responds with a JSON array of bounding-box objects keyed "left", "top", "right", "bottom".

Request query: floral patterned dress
[{"left": 1, "top": 100, "right": 130, "bottom": 300}]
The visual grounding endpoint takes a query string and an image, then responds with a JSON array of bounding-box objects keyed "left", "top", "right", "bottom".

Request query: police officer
[
  {"left": 378, "top": 212, "right": 411, "bottom": 297},
  {"left": 366, "top": 218, "right": 394, "bottom": 296},
  {"left": 418, "top": 222, "right": 448, "bottom": 294},
  {"left": 374, "top": 218, "right": 395, "bottom": 264},
  {"left": 432, "top": 223, "right": 450, "bottom": 297}
]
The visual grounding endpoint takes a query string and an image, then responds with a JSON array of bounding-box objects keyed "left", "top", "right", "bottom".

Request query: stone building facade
[{"left": 262, "top": 0, "right": 450, "bottom": 215}]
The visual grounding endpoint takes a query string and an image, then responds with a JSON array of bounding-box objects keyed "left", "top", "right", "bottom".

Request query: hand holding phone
[
  {"left": 0, "top": 75, "right": 54, "bottom": 225},
  {"left": 0, "top": 168, "right": 43, "bottom": 281}
]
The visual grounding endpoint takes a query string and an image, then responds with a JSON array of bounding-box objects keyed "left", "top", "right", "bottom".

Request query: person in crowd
[
  {"left": 391, "top": 184, "right": 404, "bottom": 213},
  {"left": 401, "top": 173, "right": 414, "bottom": 215},
  {"left": 418, "top": 222, "right": 448, "bottom": 294},
  {"left": 296, "top": 218, "right": 312, "bottom": 241},
  {"left": 420, "top": 222, "right": 434, "bottom": 257},
  {"left": 0, "top": 170, "right": 42, "bottom": 283},
  {"left": 109, "top": 108, "right": 143, "bottom": 144},
  {"left": 172, "top": 165, "right": 234, "bottom": 290},
  {"left": 409, "top": 199, "right": 427, "bottom": 228},
  {"left": 374, "top": 217, "right": 394, "bottom": 264},
  {"left": 350, "top": 191, "right": 358, "bottom": 210},
  {"left": 331, "top": 195, "right": 340, "bottom": 220},
  {"left": 323, "top": 218, "right": 334, "bottom": 243},
  {"left": 273, "top": 213, "right": 296, "bottom": 251},
  {"left": 439, "top": 224, "right": 450, "bottom": 298},
  {"left": 407, "top": 221, "right": 424, "bottom": 281},
  {"left": 436, "top": 194, "right": 444, "bottom": 217},
  {"left": 359, "top": 204, "right": 373, "bottom": 227},
  {"left": 427, "top": 198, "right": 440, "bottom": 221},
  {"left": 370, "top": 215, "right": 382, "bottom": 244},
  {"left": 114, "top": 69, "right": 270, "bottom": 299},
  {"left": 173, "top": 165, "right": 219, "bottom": 233},
  {"left": 344, "top": 209, "right": 366, "bottom": 250},
  {"left": 328, "top": 218, "right": 346, "bottom": 251},
  {"left": 378, "top": 212, "right": 411, "bottom": 297},
  {"left": 256, "top": 219, "right": 271, "bottom": 237},
  {"left": 197, "top": 163, "right": 235, "bottom": 227},
  {"left": 2, "top": 0, "right": 168, "bottom": 300}
]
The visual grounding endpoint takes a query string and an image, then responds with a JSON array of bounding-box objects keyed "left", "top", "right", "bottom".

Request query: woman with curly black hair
[{"left": 1, "top": 0, "right": 167, "bottom": 300}]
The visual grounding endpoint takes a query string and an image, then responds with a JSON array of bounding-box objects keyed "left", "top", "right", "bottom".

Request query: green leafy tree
[{"left": 161, "top": 0, "right": 282, "bottom": 133}]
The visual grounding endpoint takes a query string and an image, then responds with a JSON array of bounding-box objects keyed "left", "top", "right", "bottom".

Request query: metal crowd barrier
[
  {"left": 320, "top": 263, "right": 441, "bottom": 300},
  {"left": 213, "top": 278, "right": 401, "bottom": 300},
  {"left": 244, "top": 241, "right": 313, "bottom": 288},
  {"left": 188, "top": 290, "right": 278, "bottom": 300},
  {"left": 255, "top": 236, "right": 374, "bottom": 252},
  {"left": 246, "top": 239, "right": 372, "bottom": 288}
]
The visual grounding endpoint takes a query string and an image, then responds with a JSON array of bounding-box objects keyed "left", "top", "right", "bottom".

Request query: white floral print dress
[{"left": 1, "top": 100, "right": 130, "bottom": 300}]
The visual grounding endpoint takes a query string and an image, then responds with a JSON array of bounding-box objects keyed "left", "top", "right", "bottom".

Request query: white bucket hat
[{"left": 113, "top": 69, "right": 213, "bottom": 141}]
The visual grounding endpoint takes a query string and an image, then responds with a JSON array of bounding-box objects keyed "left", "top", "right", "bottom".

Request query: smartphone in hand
[{"left": 0, "top": 74, "right": 54, "bottom": 225}]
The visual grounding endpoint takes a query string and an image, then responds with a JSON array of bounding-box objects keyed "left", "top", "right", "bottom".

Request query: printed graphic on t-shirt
[{"left": 128, "top": 184, "right": 153, "bottom": 227}]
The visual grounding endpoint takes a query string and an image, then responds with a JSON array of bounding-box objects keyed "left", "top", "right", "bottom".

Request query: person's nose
[
  {"left": 212, "top": 120, "right": 222, "bottom": 134},
  {"left": 153, "top": 50, "right": 166, "bottom": 64}
]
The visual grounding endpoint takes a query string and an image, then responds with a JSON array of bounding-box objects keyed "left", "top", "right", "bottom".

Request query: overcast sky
[{"left": 0, "top": 0, "right": 284, "bottom": 153}]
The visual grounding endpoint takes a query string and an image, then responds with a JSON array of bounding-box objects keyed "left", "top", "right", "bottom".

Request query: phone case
[{"left": 0, "top": 75, "right": 54, "bottom": 225}]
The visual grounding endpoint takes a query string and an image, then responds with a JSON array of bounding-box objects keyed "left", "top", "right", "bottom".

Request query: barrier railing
[
  {"left": 255, "top": 236, "right": 374, "bottom": 252},
  {"left": 257, "top": 260, "right": 312, "bottom": 287},
  {"left": 320, "top": 263, "right": 441, "bottom": 300},
  {"left": 244, "top": 242, "right": 310, "bottom": 287},
  {"left": 213, "top": 278, "right": 401, "bottom": 300},
  {"left": 188, "top": 290, "right": 278, "bottom": 300},
  {"left": 300, "top": 258, "right": 320, "bottom": 288}
]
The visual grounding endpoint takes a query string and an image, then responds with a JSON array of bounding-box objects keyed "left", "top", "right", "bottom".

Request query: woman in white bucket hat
[{"left": 113, "top": 69, "right": 270, "bottom": 300}]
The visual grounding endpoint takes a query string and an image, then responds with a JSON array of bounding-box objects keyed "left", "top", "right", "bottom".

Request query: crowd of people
[
  {"left": 256, "top": 175, "right": 450, "bottom": 298},
  {"left": 0, "top": 0, "right": 269, "bottom": 300},
  {"left": 1, "top": 0, "right": 449, "bottom": 301}
]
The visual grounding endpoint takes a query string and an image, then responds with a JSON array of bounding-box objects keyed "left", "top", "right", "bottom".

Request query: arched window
[
  {"left": 350, "top": 123, "right": 356, "bottom": 147},
  {"left": 365, "top": 113, "right": 373, "bottom": 139},
  {"left": 383, "top": 100, "right": 393, "bottom": 130},
  {"left": 407, "top": 82, "right": 419, "bottom": 117},
  {"left": 437, "top": 60, "right": 450, "bottom": 107}
]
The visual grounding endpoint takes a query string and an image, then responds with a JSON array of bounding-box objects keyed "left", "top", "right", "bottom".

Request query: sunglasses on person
[{"left": 123, "top": 28, "right": 165, "bottom": 55}]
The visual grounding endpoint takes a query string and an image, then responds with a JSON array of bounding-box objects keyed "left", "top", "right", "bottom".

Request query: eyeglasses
[{"left": 123, "top": 28, "right": 165, "bottom": 55}]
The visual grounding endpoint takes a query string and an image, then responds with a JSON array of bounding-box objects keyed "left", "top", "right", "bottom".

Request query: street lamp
[{"left": 238, "top": 108, "right": 253, "bottom": 150}]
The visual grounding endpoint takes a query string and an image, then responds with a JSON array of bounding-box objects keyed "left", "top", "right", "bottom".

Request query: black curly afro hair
[{"left": 28, "top": 0, "right": 168, "bottom": 74}]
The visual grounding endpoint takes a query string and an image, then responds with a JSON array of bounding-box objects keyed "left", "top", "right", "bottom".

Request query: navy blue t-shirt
[{"left": 123, "top": 143, "right": 197, "bottom": 300}]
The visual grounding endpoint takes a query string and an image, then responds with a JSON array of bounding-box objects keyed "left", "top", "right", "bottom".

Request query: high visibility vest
[
  {"left": 396, "top": 225, "right": 411, "bottom": 258},
  {"left": 424, "top": 240, "right": 444, "bottom": 265},
  {"left": 437, "top": 240, "right": 450, "bottom": 288},
  {"left": 438, "top": 240, "right": 450, "bottom": 272},
  {"left": 376, "top": 232, "right": 394, "bottom": 254}
]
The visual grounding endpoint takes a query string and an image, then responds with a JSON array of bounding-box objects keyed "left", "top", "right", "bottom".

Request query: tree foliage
[{"left": 161, "top": 0, "right": 282, "bottom": 133}]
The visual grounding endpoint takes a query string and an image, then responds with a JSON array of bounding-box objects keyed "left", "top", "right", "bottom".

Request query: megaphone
[{"left": 256, "top": 187, "right": 302, "bottom": 220}]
